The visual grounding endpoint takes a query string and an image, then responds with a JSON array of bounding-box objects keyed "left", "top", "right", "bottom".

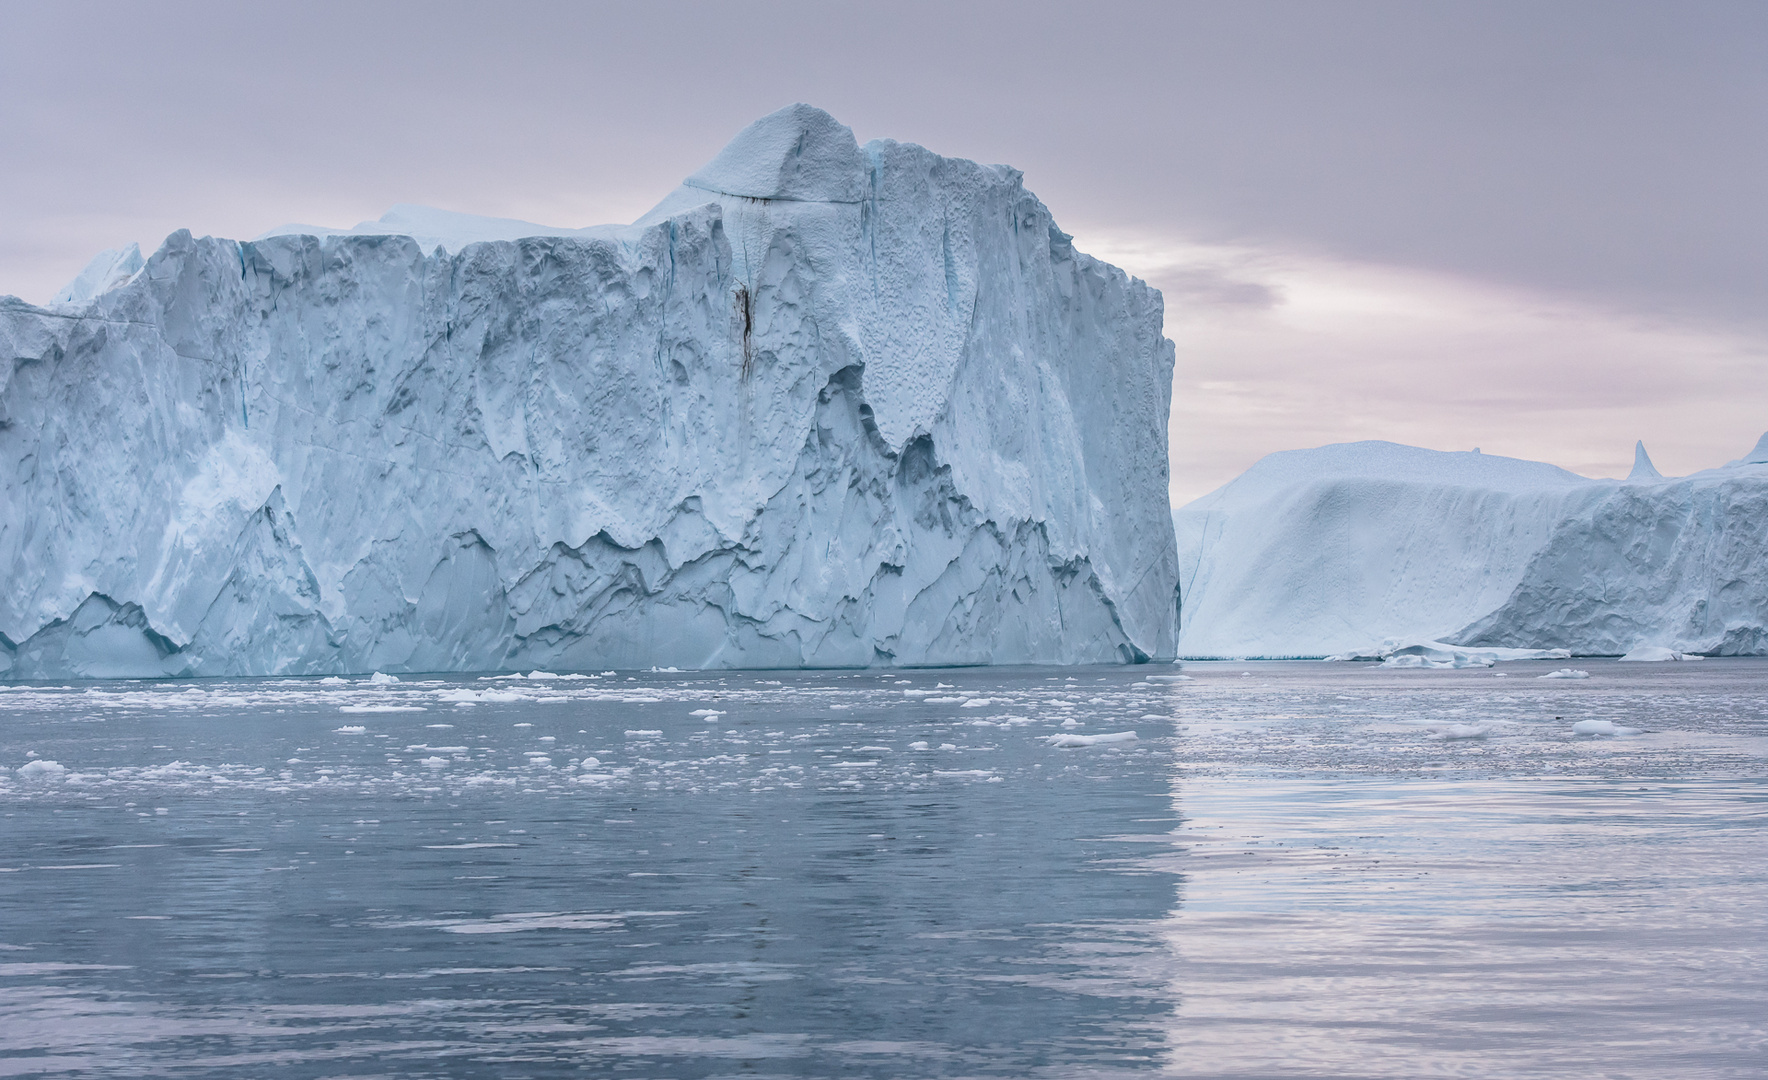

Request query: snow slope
[
  {"left": 0, "top": 104, "right": 1178, "bottom": 677},
  {"left": 1176, "top": 439, "right": 1768, "bottom": 658}
]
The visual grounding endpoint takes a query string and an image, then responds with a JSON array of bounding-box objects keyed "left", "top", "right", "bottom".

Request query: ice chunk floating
[
  {"left": 1177, "top": 439, "right": 1768, "bottom": 658},
  {"left": 0, "top": 105, "right": 1178, "bottom": 676}
]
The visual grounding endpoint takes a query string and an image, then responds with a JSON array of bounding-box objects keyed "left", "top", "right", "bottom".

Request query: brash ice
[{"left": 0, "top": 105, "right": 1179, "bottom": 676}]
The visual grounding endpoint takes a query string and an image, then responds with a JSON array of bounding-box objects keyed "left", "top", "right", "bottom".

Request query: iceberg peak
[
  {"left": 1629, "top": 440, "right": 1662, "bottom": 480},
  {"left": 52, "top": 243, "right": 143, "bottom": 306},
  {"left": 1743, "top": 431, "right": 1768, "bottom": 465},
  {"left": 683, "top": 103, "right": 868, "bottom": 203}
]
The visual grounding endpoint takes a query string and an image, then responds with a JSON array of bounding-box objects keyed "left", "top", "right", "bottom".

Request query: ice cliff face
[
  {"left": 1176, "top": 440, "right": 1768, "bottom": 658},
  {"left": 0, "top": 104, "right": 1178, "bottom": 677}
]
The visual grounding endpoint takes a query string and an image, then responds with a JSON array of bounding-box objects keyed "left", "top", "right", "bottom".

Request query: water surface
[{"left": 1, "top": 661, "right": 1763, "bottom": 1077}]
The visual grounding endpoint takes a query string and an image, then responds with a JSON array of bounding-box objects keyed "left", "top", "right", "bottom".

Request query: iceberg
[
  {"left": 1177, "top": 439, "right": 1768, "bottom": 658},
  {"left": 0, "top": 105, "right": 1178, "bottom": 677}
]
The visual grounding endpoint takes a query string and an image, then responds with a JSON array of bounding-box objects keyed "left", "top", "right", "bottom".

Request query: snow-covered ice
[
  {"left": 0, "top": 104, "right": 1177, "bottom": 677},
  {"left": 1178, "top": 439, "right": 1768, "bottom": 658}
]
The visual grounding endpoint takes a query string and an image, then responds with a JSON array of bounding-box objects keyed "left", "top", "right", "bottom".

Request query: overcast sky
[{"left": 4, "top": 0, "right": 1765, "bottom": 503}]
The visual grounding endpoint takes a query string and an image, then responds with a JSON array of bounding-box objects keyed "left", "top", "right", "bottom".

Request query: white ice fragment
[
  {"left": 1044, "top": 731, "right": 1138, "bottom": 747},
  {"left": 1539, "top": 669, "right": 1590, "bottom": 679},
  {"left": 339, "top": 704, "right": 426, "bottom": 713},
  {"left": 624, "top": 730, "right": 663, "bottom": 738},
  {"left": 908, "top": 741, "right": 931, "bottom": 751},
  {"left": 334, "top": 725, "right": 367, "bottom": 734},
  {"left": 15, "top": 759, "right": 67, "bottom": 779},
  {"left": 367, "top": 672, "right": 400, "bottom": 685},
  {"left": 938, "top": 743, "right": 958, "bottom": 751},
  {"left": 420, "top": 756, "right": 447, "bottom": 768},
  {"left": 960, "top": 698, "right": 993, "bottom": 708},
  {"left": 1572, "top": 719, "right": 1639, "bottom": 736},
  {"left": 1426, "top": 723, "right": 1492, "bottom": 740},
  {"left": 1618, "top": 646, "right": 1704, "bottom": 662},
  {"left": 318, "top": 676, "right": 348, "bottom": 686},
  {"left": 689, "top": 709, "right": 725, "bottom": 718}
]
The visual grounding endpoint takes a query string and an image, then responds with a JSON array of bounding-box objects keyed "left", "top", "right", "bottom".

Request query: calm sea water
[{"left": 1, "top": 660, "right": 1763, "bottom": 1078}]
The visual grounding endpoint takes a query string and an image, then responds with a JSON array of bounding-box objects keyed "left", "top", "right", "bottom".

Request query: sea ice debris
[
  {"left": 1572, "top": 719, "right": 1639, "bottom": 736},
  {"left": 1044, "top": 731, "right": 1137, "bottom": 747}
]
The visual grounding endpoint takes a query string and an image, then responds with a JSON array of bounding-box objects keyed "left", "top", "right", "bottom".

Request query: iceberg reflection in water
[{"left": 1, "top": 661, "right": 1763, "bottom": 1076}]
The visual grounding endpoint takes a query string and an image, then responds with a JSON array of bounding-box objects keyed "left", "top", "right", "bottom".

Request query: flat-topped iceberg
[
  {"left": 1177, "top": 439, "right": 1768, "bottom": 658},
  {"left": 1, "top": 104, "right": 1178, "bottom": 677}
]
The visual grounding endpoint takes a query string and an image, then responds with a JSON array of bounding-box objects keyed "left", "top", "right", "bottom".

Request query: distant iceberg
[
  {"left": 0, "top": 105, "right": 1179, "bottom": 677},
  {"left": 1177, "top": 438, "right": 1768, "bottom": 658}
]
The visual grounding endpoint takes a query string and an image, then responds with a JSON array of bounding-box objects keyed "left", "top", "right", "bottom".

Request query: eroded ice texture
[
  {"left": 1176, "top": 439, "right": 1768, "bottom": 658},
  {"left": 0, "top": 105, "right": 1178, "bottom": 676}
]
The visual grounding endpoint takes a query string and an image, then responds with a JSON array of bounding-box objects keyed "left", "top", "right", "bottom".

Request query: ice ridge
[
  {"left": 0, "top": 105, "right": 1178, "bottom": 677},
  {"left": 1177, "top": 438, "right": 1768, "bottom": 658}
]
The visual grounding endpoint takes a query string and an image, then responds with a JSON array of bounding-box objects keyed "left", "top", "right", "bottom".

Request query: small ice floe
[
  {"left": 1539, "top": 669, "right": 1591, "bottom": 679},
  {"left": 908, "top": 741, "right": 931, "bottom": 750},
  {"left": 1618, "top": 646, "right": 1705, "bottom": 662},
  {"left": 15, "top": 759, "right": 67, "bottom": 779},
  {"left": 367, "top": 672, "right": 400, "bottom": 685},
  {"left": 689, "top": 709, "right": 725, "bottom": 718},
  {"left": 340, "top": 704, "right": 427, "bottom": 713},
  {"left": 922, "top": 696, "right": 964, "bottom": 704},
  {"left": 1572, "top": 719, "right": 1640, "bottom": 736},
  {"left": 932, "top": 769, "right": 1000, "bottom": 781},
  {"left": 1426, "top": 723, "right": 1492, "bottom": 740},
  {"left": 1044, "top": 731, "right": 1137, "bottom": 748},
  {"left": 1333, "top": 639, "right": 1571, "bottom": 668},
  {"left": 318, "top": 676, "right": 348, "bottom": 686},
  {"left": 334, "top": 725, "right": 367, "bottom": 734},
  {"left": 938, "top": 743, "right": 958, "bottom": 751},
  {"left": 420, "top": 756, "right": 448, "bottom": 768},
  {"left": 1060, "top": 717, "right": 1080, "bottom": 728},
  {"left": 624, "top": 729, "right": 663, "bottom": 738},
  {"left": 960, "top": 698, "right": 993, "bottom": 708},
  {"left": 648, "top": 666, "right": 681, "bottom": 673}
]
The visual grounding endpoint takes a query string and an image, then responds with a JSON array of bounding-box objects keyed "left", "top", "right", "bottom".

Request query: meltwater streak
[{"left": 2, "top": 661, "right": 1766, "bottom": 1077}]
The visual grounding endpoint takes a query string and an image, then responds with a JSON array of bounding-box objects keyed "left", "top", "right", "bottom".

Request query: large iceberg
[
  {"left": 1176, "top": 439, "right": 1768, "bottom": 658},
  {"left": 0, "top": 105, "right": 1179, "bottom": 677}
]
